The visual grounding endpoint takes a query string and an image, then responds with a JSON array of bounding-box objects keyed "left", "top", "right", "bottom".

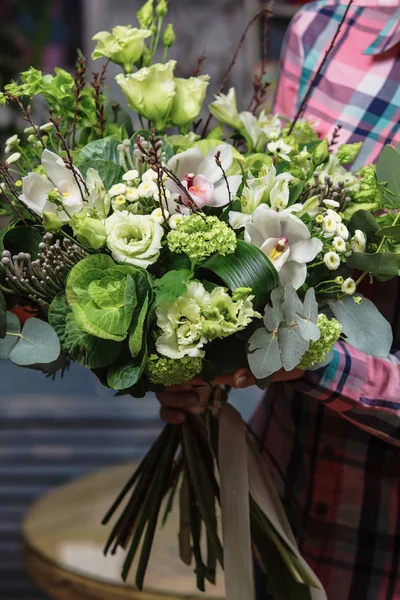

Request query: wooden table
[{"left": 23, "top": 463, "right": 225, "bottom": 600}]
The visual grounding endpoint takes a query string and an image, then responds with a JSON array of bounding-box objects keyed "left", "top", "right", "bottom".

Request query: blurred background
[{"left": 0, "top": 1, "right": 308, "bottom": 598}]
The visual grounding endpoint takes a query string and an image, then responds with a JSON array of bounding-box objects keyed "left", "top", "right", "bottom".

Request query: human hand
[{"left": 156, "top": 368, "right": 304, "bottom": 424}]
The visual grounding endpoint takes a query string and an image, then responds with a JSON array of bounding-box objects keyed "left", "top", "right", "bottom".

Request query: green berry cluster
[
  {"left": 299, "top": 314, "right": 342, "bottom": 370},
  {"left": 146, "top": 354, "right": 203, "bottom": 386}
]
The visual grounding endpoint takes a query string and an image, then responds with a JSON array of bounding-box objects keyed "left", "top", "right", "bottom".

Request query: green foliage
[
  {"left": 375, "top": 225, "right": 400, "bottom": 241},
  {"left": 0, "top": 312, "right": 20, "bottom": 359},
  {"left": 0, "top": 313, "right": 60, "bottom": 365},
  {"left": 200, "top": 240, "right": 279, "bottom": 310},
  {"left": 336, "top": 142, "right": 363, "bottom": 165},
  {"left": 154, "top": 269, "right": 192, "bottom": 305},
  {"left": 107, "top": 349, "right": 148, "bottom": 390},
  {"left": 346, "top": 252, "right": 400, "bottom": 280},
  {"left": 3, "top": 227, "right": 42, "bottom": 258},
  {"left": 376, "top": 145, "right": 400, "bottom": 206},
  {"left": 348, "top": 210, "right": 379, "bottom": 242},
  {"left": 329, "top": 295, "right": 392, "bottom": 357},
  {"left": 63, "top": 313, "right": 122, "bottom": 369},
  {"left": 247, "top": 286, "right": 320, "bottom": 380},
  {"left": 77, "top": 136, "right": 125, "bottom": 189},
  {"left": 299, "top": 314, "right": 342, "bottom": 369}
]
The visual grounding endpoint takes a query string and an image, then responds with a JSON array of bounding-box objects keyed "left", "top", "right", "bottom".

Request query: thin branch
[
  {"left": 6, "top": 94, "right": 45, "bottom": 149},
  {"left": 215, "top": 151, "right": 232, "bottom": 206},
  {"left": 72, "top": 57, "right": 87, "bottom": 150},
  {"left": 288, "top": 0, "right": 354, "bottom": 134},
  {"left": 201, "top": 6, "right": 272, "bottom": 138}
]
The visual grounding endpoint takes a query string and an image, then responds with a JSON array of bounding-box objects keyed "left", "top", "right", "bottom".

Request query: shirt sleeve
[
  {"left": 272, "top": 12, "right": 305, "bottom": 119},
  {"left": 299, "top": 341, "right": 400, "bottom": 447}
]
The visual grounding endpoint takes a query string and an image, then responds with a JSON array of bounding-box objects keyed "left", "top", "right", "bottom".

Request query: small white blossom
[
  {"left": 142, "top": 168, "right": 158, "bottom": 182},
  {"left": 151, "top": 207, "right": 169, "bottom": 224},
  {"left": 168, "top": 214, "right": 184, "bottom": 229},
  {"left": 336, "top": 223, "right": 349, "bottom": 240},
  {"left": 5, "top": 134, "right": 20, "bottom": 152},
  {"left": 351, "top": 229, "right": 367, "bottom": 253},
  {"left": 109, "top": 183, "right": 127, "bottom": 197},
  {"left": 6, "top": 152, "right": 21, "bottom": 165},
  {"left": 332, "top": 236, "right": 346, "bottom": 252},
  {"left": 27, "top": 134, "right": 36, "bottom": 143},
  {"left": 40, "top": 122, "right": 55, "bottom": 132},
  {"left": 326, "top": 208, "right": 342, "bottom": 223},
  {"left": 138, "top": 180, "right": 158, "bottom": 198},
  {"left": 341, "top": 277, "right": 356, "bottom": 295},
  {"left": 323, "top": 199, "right": 340, "bottom": 209},
  {"left": 335, "top": 276, "right": 344, "bottom": 285},
  {"left": 24, "top": 126, "right": 35, "bottom": 134},
  {"left": 267, "top": 140, "right": 292, "bottom": 162},
  {"left": 324, "top": 251, "right": 341, "bottom": 270},
  {"left": 113, "top": 194, "right": 127, "bottom": 206},
  {"left": 122, "top": 169, "right": 139, "bottom": 183},
  {"left": 323, "top": 215, "right": 337, "bottom": 236},
  {"left": 125, "top": 187, "right": 140, "bottom": 202}
]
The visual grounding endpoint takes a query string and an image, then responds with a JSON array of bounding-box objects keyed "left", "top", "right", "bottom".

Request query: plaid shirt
[
  {"left": 274, "top": 0, "right": 400, "bottom": 169},
  {"left": 253, "top": 3, "right": 400, "bottom": 598}
]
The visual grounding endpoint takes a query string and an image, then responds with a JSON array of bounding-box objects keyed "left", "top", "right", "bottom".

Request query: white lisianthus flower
[
  {"left": 138, "top": 180, "right": 158, "bottom": 198},
  {"left": 19, "top": 149, "right": 84, "bottom": 222},
  {"left": 332, "top": 236, "right": 346, "bottom": 253},
  {"left": 341, "top": 277, "right": 356, "bottom": 295},
  {"left": 122, "top": 170, "right": 139, "bottom": 184},
  {"left": 156, "top": 282, "right": 209, "bottom": 359},
  {"left": 336, "top": 223, "right": 349, "bottom": 239},
  {"left": 244, "top": 205, "right": 323, "bottom": 289},
  {"left": 109, "top": 183, "right": 127, "bottom": 197},
  {"left": 351, "top": 229, "right": 367, "bottom": 253},
  {"left": 92, "top": 25, "right": 151, "bottom": 73},
  {"left": 105, "top": 210, "right": 164, "bottom": 268},
  {"left": 166, "top": 144, "right": 242, "bottom": 212},
  {"left": 267, "top": 140, "right": 292, "bottom": 162},
  {"left": 151, "top": 207, "right": 169, "bottom": 224},
  {"left": 324, "top": 251, "right": 341, "bottom": 270},
  {"left": 168, "top": 214, "right": 184, "bottom": 229}
]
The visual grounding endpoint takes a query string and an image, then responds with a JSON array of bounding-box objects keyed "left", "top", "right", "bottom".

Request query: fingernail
[{"left": 235, "top": 376, "right": 248, "bottom": 389}]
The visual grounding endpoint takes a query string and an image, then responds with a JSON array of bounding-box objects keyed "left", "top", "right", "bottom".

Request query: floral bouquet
[{"left": 0, "top": 2, "right": 399, "bottom": 599}]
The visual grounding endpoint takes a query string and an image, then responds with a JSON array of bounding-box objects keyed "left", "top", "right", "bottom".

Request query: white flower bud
[
  {"left": 40, "top": 122, "right": 55, "bottom": 132},
  {"left": 5, "top": 134, "right": 19, "bottom": 147},
  {"left": 24, "top": 126, "right": 35, "bottom": 134},
  {"left": 151, "top": 207, "right": 169, "bottom": 224},
  {"left": 323, "top": 199, "right": 340, "bottom": 209},
  {"left": 168, "top": 214, "right": 184, "bottom": 229},
  {"left": 323, "top": 251, "right": 341, "bottom": 271},
  {"left": 350, "top": 229, "right": 367, "bottom": 253},
  {"left": 6, "top": 152, "right": 21, "bottom": 165},
  {"left": 142, "top": 168, "right": 158, "bottom": 182}
]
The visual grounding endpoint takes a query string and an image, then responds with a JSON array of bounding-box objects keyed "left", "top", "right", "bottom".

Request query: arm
[
  {"left": 273, "top": 13, "right": 305, "bottom": 119},
  {"left": 298, "top": 341, "right": 400, "bottom": 447}
]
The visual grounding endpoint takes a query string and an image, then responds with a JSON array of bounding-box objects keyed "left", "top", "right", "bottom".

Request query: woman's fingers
[
  {"left": 160, "top": 407, "right": 187, "bottom": 424},
  {"left": 157, "top": 391, "right": 199, "bottom": 409}
]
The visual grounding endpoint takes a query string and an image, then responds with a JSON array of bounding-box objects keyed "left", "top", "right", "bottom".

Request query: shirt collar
[{"left": 363, "top": 6, "right": 400, "bottom": 54}]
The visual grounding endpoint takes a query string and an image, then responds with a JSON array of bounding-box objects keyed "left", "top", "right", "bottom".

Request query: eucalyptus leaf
[
  {"left": 64, "top": 313, "right": 122, "bottom": 368},
  {"left": 201, "top": 240, "right": 279, "bottom": 310},
  {"left": 329, "top": 295, "right": 392, "bottom": 357},
  {"left": 376, "top": 145, "right": 400, "bottom": 206},
  {"left": 282, "top": 284, "right": 303, "bottom": 326},
  {"left": 263, "top": 287, "right": 284, "bottom": 332},
  {"left": 302, "top": 288, "right": 318, "bottom": 324},
  {"left": 278, "top": 326, "right": 309, "bottom": 371},
  {"left": 295, "top": 316, "right": 320, "bottom": 342},
  {"left": 247, "top": 328, "right": 282, "bottom": 379},
  {"left": 10, "top": 318, "right": 61, "bottom": 366},
  {"left": 0, "top": 312, "right": 20, "bottom": 359},
  {"left": 346, "top": 252, "right": 400, "bottom": 280},
  {"left": 0, "top": 291, "right": 6, "bottom": 339}
]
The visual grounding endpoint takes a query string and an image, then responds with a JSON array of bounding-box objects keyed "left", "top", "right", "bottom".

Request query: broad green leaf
[
  {"left": 48, "top": 293, "right": 72, "bottom": 346},
  {"left": 282, "top": 284, "right": 303, "bottom": 326},
  {"left": 295, "top": 316, "right": 320, "bottom": 342},
  {"left": 376, "top": 145, "right": 400, "bottom": 206},
  {"left": 201, "top": 240, "right": 279, "bottom": 310},
  {"left": 375, "top": 225, "right": 400, "bottom": 240},
  {"left": 78, "top": 136, "right": 124, "bottom": 189},
  {"left": 346, "top": 252, "right": 400, "bottom": 280},
  {"left": 348, "top": 210, "right": 379, "bottom": 242},
  {"left": 0, "top": 221, "right": 16, "bottom": 254},
  {"left": 154, "top": 269, "right": 192, "bottom": 305},
  {"left": 247, "top": 328, "right": 282, "bottom": 379},
  {"left": 0, "top": 312, "right": 20, "bottom": 359},
  {"left": 0, "top": 291, "right": 6, "bottom": 339},
  {"left": 129, "top": 293, "right": 149, "bottom": 357},
  {"left": 329, "top": 296, "right": 392, "bottom": 357},
  {"left": 66, "top": 254, "right": 115, "bottom": 305},
  {"left": 3, "top": 226, "right": 42, "bottom": 258},
  {"left": 302, "top": 288, "right": 318, "bottom": 324},
  {"left": 263, "top": 287, "right": 284, "bottom": 332},
  {"left": 123, "top": 275, "right": 138, "bottom": 330},
  {"left": 278, "top": 326, "right": 309, "bottom": 371},
  {"left": 10, "top": 318, "right": 61, "bottom": 366},
  {"left": 72, "top": 302, "right": 125, "bottom": 341},
  {"left": 107, "top": 349, "right": 147, "bottom": 390},
  {"left": 64, "top": 313, "right": 122, "bottom": 368}
]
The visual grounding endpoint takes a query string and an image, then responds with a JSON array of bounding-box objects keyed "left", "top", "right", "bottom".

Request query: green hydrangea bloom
[
  {"left": 146, "top": 354, "right": 203, "bottom": 386},
  {"left": 167, "top": 214, "right": 236, "bottom": 262},
  {"left": 299, "top": 314, "right": 342, "bottom": 370},
  {"left": 283, "top": 119, "right": 318, "bottom": 144}
]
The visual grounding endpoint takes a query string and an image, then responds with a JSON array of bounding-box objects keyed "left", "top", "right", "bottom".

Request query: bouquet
[{"left": 0, "top": 2, "right": 399, "bottom": 598}]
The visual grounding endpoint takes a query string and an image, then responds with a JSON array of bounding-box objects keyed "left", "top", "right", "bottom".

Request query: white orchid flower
[
  {"left": 244, "top": 205, "right": 323, "bottom": 289},
  {"left": 166, "top": 144, "right": 242, "bottom": 212},
  {"left": 19, "top": 150, "right": 84, "bottom": 222}
]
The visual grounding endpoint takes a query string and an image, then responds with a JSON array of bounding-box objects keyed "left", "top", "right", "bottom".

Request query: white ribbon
[{"left": 219, "top": 403, "right": 255, "bottom": 600}]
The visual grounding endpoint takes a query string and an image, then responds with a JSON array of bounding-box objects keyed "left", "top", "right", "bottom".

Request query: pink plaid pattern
[
  {"left": 273, "top": 0, "right": 400, "bottom": 169},
  {"left": 254, "top": 3, "right": 400, "bottom": 597}
]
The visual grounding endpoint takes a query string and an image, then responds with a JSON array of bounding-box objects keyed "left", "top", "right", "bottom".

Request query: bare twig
[
  {"left": 328, "top": 124, "right": 342, "bottom": 150},
  {"left": 215, "top": 151, "right": 232, "bottom": 206},
  {"left": 201, "top": 6, "right": 272, "bottom": 138},
  {"left": 72, "top": 57, "right": 87, "bottom": 149},
  {"left": 193, "top": 53, "right": 207, "bottom": 77},
  {"left": 247, "top": 5, "right": 272, "bottom": 113},
  {"left": 6, "top": 94, "right": 45, "bottom": 149},
  {"left": 91, "top": 72, "right": 106, "bottom": 139},
  {"left": 288, "top": 0, "right": 354, "bottom": 134}
]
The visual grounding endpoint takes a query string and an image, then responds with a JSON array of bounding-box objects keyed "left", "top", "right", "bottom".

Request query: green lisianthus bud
[
  {"left": 313, "top": 139, "right": 330, "bottom": 166},
  {"left": 70, "top": 212, "right": 107, "bottom": 249},
  {"left": 169, "top": 75, "right": 210, "bottom": 132},
  {"left": 116, "top": 61, "right": 176, "bottom": 130},
  {"left": 92, "top": 26, "right": 151, "bottom": 73},
  {"left": 42, "top": 211, "right": 63, "bottom": 233},
  {"left": 337, "top": 142, "right": 363, "bottom": 165},
  {"left": 162, "top": 23, "right": 175, "bottom": 48},
  {"left": 137, "top": 0, "right": 154, "bottom": 28},
  {"left": 156, "top": 0, "right": 168, "bottom": 17}
]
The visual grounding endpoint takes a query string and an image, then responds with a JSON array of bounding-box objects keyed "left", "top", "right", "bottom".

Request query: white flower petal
[
  {"left": 280, "top": 213, "right": 310, "bottom": 243},
  {"left": 279, "top": 261, "right": 307, "bottom": 290},
  {"left": 199, "top": 144, "right": 233, "bottom": 184},
  {"left": 19, "top": 172, "right": 53, "bottom": 216},
  {"left": 228, "top": 211, "right": 251, "bottom": 229},
  {"left": 289, "top": 238, "right": 323, "bottom": 264},
  {"left": 247, "top": 206, "right": 282, "bottom": 243},
  {"left": 167, "top": 147, "right": 203, "bottom": 181},
  {"left": 41, "top": 149, "right": 76, "bottom": 187}
]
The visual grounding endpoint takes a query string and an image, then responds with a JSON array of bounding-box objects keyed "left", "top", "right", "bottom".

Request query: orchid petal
[
  {"left": 289, "top": 238, "right": 323, "bottom": 264},
  {"left": 247, "top": 206, "right": 282, "bottom": 243},
  {"left": 199, "top": 144, "right": 233, "bottom": 184},
  {"left": 260, "top": 238, "right": 290, "bottom": 271},
  {"left": 167, "top": 147, "right": 203, "bottom": 181},
  {"left": 280, "top": 213, "right": 310, "bottom": 243},
  {"left": 41, "top": 149, "right": 76, "bottom": 186},
  {"left": 228, "top": 211, "right": 251, "bottom": 229},
  {"left": 279, "top": 261, "right": 307, "bottom": 290}
]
